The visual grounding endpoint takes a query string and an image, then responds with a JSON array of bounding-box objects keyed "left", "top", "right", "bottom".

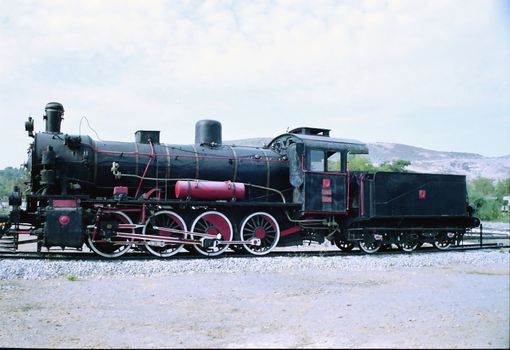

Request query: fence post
[{"left": 479, "top": 223, "right": 483, "bottom": 248}]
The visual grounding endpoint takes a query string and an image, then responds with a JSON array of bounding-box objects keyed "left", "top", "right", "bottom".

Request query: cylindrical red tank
[{"left": 175, "top": 180, "right": 246, "bottom": 201}]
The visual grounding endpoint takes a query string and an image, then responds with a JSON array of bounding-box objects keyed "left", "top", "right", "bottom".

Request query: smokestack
[{"left": 44, "top": 102, "right": 64, "bottom": 133}]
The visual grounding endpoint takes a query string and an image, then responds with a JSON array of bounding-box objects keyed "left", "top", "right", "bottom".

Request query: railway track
[{"left": 0, "top": 239, "right": 507, "bottom": 261}]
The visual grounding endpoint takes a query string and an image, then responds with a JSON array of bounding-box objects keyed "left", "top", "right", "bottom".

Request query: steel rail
[{"left": 0, "top": 243, "right": 507, "bottom": 261}]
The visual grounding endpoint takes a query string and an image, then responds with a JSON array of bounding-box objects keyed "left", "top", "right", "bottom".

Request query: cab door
[{"left": 303, "top": 149, "right": 348, "bottom": 214}]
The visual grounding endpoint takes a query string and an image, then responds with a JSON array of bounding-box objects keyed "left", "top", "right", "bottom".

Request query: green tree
[
  {"left": 378, "top": 159, "right": 412, "bottom": 172},
  {"left": 468, "top": 177, "right": 495, "bottom": 196},
  {"left": 348, "top": 156, "right": 411, "bottom": 172},
  {"left": 470, "top": 193, "right": 502, "bottom": 221},
  {"left": 348, "top": 156, "right": 377, "bottom": 172},
  {"left": 495, "top": 178, "right": 510, "bottom": 198},
  {"left": 0, "top": 167, "right": 29, "bottom": 200},
  {"left": 466, "top": 176, "right": 509, "bottom": 221}
]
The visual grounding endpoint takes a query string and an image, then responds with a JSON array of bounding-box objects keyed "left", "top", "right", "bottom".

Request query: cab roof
[{"left": 268, "top": 127, "right": 369, "bottom": 154}]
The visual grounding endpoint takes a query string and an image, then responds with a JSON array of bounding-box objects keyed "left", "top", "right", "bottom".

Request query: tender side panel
[{"left": 367, "top": 172, "right": 467, "bottom": 217}]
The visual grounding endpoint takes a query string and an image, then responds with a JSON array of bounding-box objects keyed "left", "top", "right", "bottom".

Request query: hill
[
  {"left": 368, "top": 143, "right": 510, "bottom": 180},
  {"left": 226, "top": 138, "right": 510, "bottom": 181}
]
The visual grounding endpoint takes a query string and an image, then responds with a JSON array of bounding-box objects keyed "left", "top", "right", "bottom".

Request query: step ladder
[{"left": 0, "top": 235, "right": 17, "bottom": 252}]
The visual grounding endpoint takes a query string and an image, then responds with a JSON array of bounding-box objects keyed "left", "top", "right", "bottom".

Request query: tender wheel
[
  {"left": 433, "top": 238, "right": 452, "bottom": 250},
  {"left": 143, "top": 211, "right": 187, "bottom": 258},
  {"left": 334, "top": 239, "right": 354, "bottom": 252},
  {"left": 398, "top": 241, "right": 419, "bottom": 252},
  {"left": 191, "top": 211, "right": 233, "bottom": 257},
  {"left": 358, "top": 240, "right": 382, "bottom": 254},
  {"left": 87, "top": 211, "right": 134, "bottom": 258},
  {"left": 240, "top": 212, "right": 280, "bottom": 256}
]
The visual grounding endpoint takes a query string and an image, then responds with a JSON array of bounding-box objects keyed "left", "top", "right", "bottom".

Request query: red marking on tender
[
  {"left": 419, "top": 189, "right": 426, "bottom": 199},
  {"left": 322, "top": 179, "right": 331, "bottom": 188}
]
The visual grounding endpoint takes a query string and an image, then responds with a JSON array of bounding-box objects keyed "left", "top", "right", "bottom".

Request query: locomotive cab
[{"left": 269, "top": 127, "right": 368, "bottom": 216}]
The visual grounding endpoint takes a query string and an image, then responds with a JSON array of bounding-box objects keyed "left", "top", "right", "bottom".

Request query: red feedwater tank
[{"left": 175, "top": 180, "right": 246, "bottom": 201}]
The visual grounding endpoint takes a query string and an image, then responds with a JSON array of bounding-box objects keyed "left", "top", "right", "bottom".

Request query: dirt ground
[{"left": 0, "top": 258, "right": 508, "bottom": 349}]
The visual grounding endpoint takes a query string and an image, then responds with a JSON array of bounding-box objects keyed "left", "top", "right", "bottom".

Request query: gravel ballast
[
  {"left": 0, "top": 248, "right": 508, "bottom": 349},
  {"left": 0, "top": 249, "right": 508, "bottom": 280}
]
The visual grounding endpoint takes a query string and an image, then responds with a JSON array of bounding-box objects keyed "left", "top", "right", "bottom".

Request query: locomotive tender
[{"left": 0, "top": 102, "right": 480, "bottom": 257}]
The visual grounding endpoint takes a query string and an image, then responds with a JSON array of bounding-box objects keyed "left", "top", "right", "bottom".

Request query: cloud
[
  {"left": 0, "top": 0, "right": 508, "bottom": 168},
  {"left": 2, "top": 0, "right": 508, "bottom": 93}
]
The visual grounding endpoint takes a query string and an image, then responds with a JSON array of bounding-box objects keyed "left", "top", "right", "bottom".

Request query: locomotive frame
[{"left": 0, "top": 102, "right": 480, "bottom": 257}]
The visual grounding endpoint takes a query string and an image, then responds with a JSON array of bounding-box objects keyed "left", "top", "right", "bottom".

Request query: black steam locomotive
[{"left": 0, "top": 102, "right": 479, "bottom": 257}]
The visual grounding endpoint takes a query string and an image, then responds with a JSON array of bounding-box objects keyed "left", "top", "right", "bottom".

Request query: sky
[{"left": 0, "top": 0, "right": 509, "bottom": 169}]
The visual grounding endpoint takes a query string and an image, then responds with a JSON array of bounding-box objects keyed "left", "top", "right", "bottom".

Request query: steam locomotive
[{"left": 0, "top": 102, "right": 480, "bottom": 257}]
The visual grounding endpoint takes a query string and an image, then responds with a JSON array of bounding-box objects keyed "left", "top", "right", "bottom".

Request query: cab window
[
  {"left": 327, "top": 151, "right": 342, "bottom": 172},
  {"left": 310, "top": 150, "right": 324, "bottom": 171}
]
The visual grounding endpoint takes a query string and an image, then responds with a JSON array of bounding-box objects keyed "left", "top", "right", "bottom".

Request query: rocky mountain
[
  {"left": 368, "top": 143, "right": 510, "bottom": 181},
  {"left": 226, "top": 138, "right": 510, "bottom": 181}
]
